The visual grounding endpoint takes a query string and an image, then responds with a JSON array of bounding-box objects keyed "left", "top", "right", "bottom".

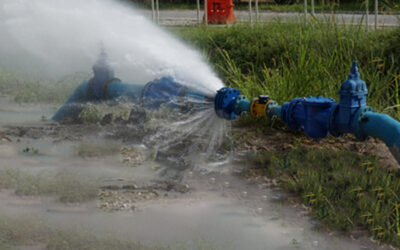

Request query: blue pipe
[
  {"left": 141, "top": 76, "right": 207, "bottom": 109},
  {"left": 358, "top": 112, "right": 400, "bottom": 163},
  {"left": 214, "top": 62, "right": 400, "bottom": 165},
  {"left": 52, "top": 77, "right": 208, "bottom": 122},
  {"left": 52, "top": 79, "right": 142, "bottom": 121},
  {"left": 52, "top": 81, "right": 90, "bottom": 122},
  {"left": 53, "top": 51, "right": 208, "bottom": 121},
  {"left": 105, "top": 81, "right": 143, "bottom": 101}
]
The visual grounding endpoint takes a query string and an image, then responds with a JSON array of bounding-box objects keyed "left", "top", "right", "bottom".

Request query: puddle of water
[
  {"left": 0, "top": 183, "right": 377, "bottom": 250},
  {"left": 0, "top": 98, "right": 385, "bottom": 250},
  {"left": 0, "top": 96, "right": 54, "bottom": 126}
]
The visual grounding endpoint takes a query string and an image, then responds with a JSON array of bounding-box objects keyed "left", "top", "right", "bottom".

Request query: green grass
[
  {"left": 0, "top": 169, "right": 97, "bottom": 203},
  {"left": 248, "top": 146, "right": 400, "bottom": 247},
  {"left": 175, "top": 22, "right": 400, "bottom": 119}
]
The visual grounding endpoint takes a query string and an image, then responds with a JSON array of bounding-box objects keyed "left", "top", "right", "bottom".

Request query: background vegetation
[
  {"left": 1, "top": 11, "right": 399, "bottom": 248},
  {"left": 130, "top": 0, "right": 400, "bottom": 12},
  {"left": 176, "top": 22, "right": 400, "bottom": 119},
  {"left": 174, "top": 21, "right": 400, "bottom": 247}
]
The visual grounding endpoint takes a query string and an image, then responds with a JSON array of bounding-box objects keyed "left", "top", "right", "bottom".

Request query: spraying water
[
  {"left": 0, "top": 0, "right": 230, "bottom": 168},
  {"left": 0, "top": 0, "right": 223, "bottom": 95}
]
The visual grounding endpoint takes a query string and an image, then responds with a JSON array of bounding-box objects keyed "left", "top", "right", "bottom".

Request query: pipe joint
[{"left": 281, "top": 98, "right": 304, "bottom": 131}]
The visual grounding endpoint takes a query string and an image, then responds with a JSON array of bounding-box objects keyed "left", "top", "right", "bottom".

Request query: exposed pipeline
[
  {"left": 53, "top": 55, "right": 400, "bottom": 165},
  {"left": 52, "top": 51, "right": 210, "bottom": 122},
  {"left": 214, "top": 62, "right": 400, "bottom": 165}
]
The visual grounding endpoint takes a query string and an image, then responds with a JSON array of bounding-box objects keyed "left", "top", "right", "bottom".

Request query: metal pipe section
[
  {"left": 52, "top": 77, "right": 208, "bottom": 122},
  {"left": 214, "top": 62, "right": 400, "bottom": 165},
  {"left": 359, "top": 112, "right": 400, "bottom": 163},
  {"left": 52, "top": 51, "right": 210, "bottom": 122},
  {"left": 52, "top": 81, "right": 90, "bottom": 122},
  {"left": 52, "top": 79, "right": 142, "bottom": 122}
]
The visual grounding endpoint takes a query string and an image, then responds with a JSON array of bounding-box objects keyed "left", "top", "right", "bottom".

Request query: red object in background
[{"left": 204, "top": 0, "right": 237, "bottom": 24}]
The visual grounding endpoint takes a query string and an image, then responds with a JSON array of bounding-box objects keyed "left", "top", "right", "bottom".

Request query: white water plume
[
  {"left": 146, "top": 107, "right": 230, "bottom": 163},
  {"left": 0, "top": 0, "right": 223, "bottom": 95}
]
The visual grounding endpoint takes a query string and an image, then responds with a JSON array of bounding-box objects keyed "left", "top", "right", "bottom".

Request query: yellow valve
[{"left": 250, "top": 97, "right": 272, "bottom": 118}]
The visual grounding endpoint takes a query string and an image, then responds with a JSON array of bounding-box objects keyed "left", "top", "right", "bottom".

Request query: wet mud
[{"left": 0, "top": 96, "right": 393, "bottom": 249}]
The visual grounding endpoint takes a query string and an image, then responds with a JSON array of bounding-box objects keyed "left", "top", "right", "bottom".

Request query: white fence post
[
  {"left": 374, "top": 0, "right": 378, "bottom": 30},
  {"left": 197, "top": 0, "right": 201, "bottom": 25},
  {"left": 249, "top": 0, "right": 253, "bottom": 25},
  {"left": 151, "top": 0, "right": 155, "bottom": 21},
  {"left": 366, "top": 0, "right": 369, "bottom": 31},
  {"left": 311, "top": 0, "right": 315, "bottom": 15},
  {"left": 156, "top": 0, "right": 159, "bottom": 24},
  {"left": 255, "top": 0, "right": 259, "bottom": 23},
  {"left": 204, "top": 0, "right": 208, "bottom": 25},
  {"left": 304, "top": 0, "right": 308, "bottom": 22}
]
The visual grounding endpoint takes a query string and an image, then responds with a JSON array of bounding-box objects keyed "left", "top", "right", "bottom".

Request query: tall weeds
[{"left": 177, "top": 22, "right": 400, "bottom": 118}]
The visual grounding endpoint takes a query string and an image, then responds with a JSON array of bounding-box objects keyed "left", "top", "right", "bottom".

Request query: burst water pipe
[
  {"left": 52, "top": 53, "right": 209, "bottom": 122},
  {"left": 52, "top": 76, "right": 209, "bottom": 122},
  {"left": 214, "top": 62, "right": 400, "bottom": 164}
]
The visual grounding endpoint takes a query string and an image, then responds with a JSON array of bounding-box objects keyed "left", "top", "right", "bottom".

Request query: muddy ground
[{"left": 0, "top": 96, "right": 396, "bottom": 249}]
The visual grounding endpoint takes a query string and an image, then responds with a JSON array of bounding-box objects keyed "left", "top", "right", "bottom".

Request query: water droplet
[
  {"left": 187, "top": 171, "right": 193, "bottom": 178},
  {"left": 241, "top": 191, "right": 248, "bottom": 198},
  {"left": 312, "top": 241, "right": 318, "bottom": 247},
  {"left": 261, "top": 195, "right": 268, "bottom": 201},
  {"left": 224, "top": 181, "right": 230, "bottom": 188},
  {"left": 256, "top": 207, "right": 263, "bottom": 214}
]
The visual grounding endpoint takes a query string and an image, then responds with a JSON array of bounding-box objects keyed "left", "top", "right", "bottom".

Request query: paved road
[{"left": 137, "top": 9, "right": 399, "bottom": 27}]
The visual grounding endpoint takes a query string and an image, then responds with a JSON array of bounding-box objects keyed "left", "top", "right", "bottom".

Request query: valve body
[{"left": 214, "top": 62, "right": 400, "bottom": 164}]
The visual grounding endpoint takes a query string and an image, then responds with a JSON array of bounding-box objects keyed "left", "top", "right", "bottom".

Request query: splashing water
[
  {"left": 144, "top": 105, "right": 231, "bottom": 170},
  {"left": 0, "top": 0, "right": 230, "bottom": 171},
  {"left": 0, "top": 0, "right": 223, "bottom": 95}
]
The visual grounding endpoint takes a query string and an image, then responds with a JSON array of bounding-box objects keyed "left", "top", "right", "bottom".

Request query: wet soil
[
  {"left": 0, "top": 97, "right": 394, "bottom": 250},
  {"left": 228, "top": 125, "right": 399, "bottom": 170}
]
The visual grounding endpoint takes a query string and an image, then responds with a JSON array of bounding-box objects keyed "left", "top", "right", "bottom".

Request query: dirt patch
[
  {"left": 98, "top": 179, "right": 190, "bottom": 212},
  {"left": 228, "top": 126, "right": 399, "bottom": 169}
]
